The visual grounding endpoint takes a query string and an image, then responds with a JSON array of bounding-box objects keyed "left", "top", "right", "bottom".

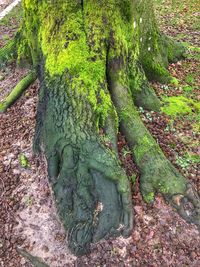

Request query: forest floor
[{"left": 0, "top": 0, "right": 200, "bottom": 266}]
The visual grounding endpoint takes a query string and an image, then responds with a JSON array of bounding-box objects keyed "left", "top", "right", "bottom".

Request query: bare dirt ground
[{"left": 0, "top": 1, "right": 200, "bottom": 266}]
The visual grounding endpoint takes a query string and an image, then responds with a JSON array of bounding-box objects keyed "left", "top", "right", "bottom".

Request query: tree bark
[{"left": 14, "top": 0, "right": 200, "bottom": 255}]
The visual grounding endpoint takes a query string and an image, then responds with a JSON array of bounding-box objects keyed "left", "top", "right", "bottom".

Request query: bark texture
[{"left": 15, "top": 0, "right": 200, "bottom": 255}]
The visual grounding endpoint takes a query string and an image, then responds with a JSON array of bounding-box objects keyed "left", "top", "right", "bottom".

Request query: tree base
[
  {"left": 34, "top": 76, "right": 133, "bottom": 255},
  {"left": 21, "top": 0, "right": 199, "bottom": 256}
]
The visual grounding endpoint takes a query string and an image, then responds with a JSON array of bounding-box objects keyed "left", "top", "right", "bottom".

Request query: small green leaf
[
  {"left": 130, "top": 174, "right": 136, "bottom": 185},
  {"left": 19, "top": 154, "right": 30, "bottom": 168}
]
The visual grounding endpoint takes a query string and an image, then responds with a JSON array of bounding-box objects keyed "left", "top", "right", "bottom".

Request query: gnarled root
[
  {"left": 0, "top": 71, "right": 37, "bottom": 113},
  {"left": 108, "top": 54, "right": 200, "bottom": 229},
  {"left": 171, "top": 183, "right": 200, "bottom": 227},
  {"left": 34, "top": 76, "right": 133, "bottom": 255},
  {"left": 139, "top": 157, "right": 200, "bottom": 228},
  {"left": 45, "top": 137, "right": 133, "bottom": 255}
]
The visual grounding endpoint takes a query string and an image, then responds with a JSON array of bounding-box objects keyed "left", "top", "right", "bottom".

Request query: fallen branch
[{"left": 0, "top": 71, "right": 37, "bottom": 113}]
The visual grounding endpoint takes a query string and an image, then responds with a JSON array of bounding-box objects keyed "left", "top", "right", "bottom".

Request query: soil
[{"left": 0, "top": 1, "right": 200, "bottom": 267}]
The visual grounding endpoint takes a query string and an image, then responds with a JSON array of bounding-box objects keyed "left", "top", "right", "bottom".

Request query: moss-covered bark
[
  {"left": 0, "top": 71, "right": 36, "bottom": 113},
  {"left": 33, "top": 73, "right": 132, "bottom": 255},
  {"left": 132, "top": 0, "right": 185, "bottom": 84},
  {"left": 108, "top": 55, "right": 199, "bottom": 224},
  {"left": 15, "top": 0, "right": 200, "bottom": 255}
]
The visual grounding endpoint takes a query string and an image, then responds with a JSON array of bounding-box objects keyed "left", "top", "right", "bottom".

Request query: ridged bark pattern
[{"left": 33, "top": 73, "right": 132, "bottom": 255}]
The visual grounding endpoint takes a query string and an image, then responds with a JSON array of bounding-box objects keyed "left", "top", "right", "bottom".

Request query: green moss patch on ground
[{"left": 161, "top": 95, "right": 200, "bottom": 117}]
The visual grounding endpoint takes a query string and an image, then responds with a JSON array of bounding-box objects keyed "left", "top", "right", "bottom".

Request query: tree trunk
[{"left": 18, "top": 0, "right": 200, "bottom": 255}]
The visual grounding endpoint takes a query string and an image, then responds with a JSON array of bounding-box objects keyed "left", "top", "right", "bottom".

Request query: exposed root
[
  {"left": 108, "top": 54, "right": 200, "bottom": 229},
  {"left": 141, "top": 57, "right": 174, "bottom": 84},
  {"left": 140, "top": 33, "right": 186, "bottom": 84},
  {"left": 34, "top": 75, "right": 133, "bottom": 255},
  {"left": 0, "top": 71, "right": 37, "bottom": 113},
  {"left": 46, "top": 138, "right": 133, "bottom": 255},
  {"left": 170, "top": 183, "right": 200, "bottom": 228},
  {"left": 129, "top": 63, "right": 161, "bottom": 111},
  {"left": 163, "top": 35, "right": 186, "bottom": 63}
]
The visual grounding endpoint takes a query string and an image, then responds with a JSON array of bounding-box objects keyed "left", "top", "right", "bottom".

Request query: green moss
[
  {"left": 134, "top": 134, "right": 157, "bottom": 164},
  {"left": 143, "top": 192, "right": 154, "bottom": 203},
  {"left": 185, "top": 74, "right": 195, "bottom": 85},
  {"left": 165, "top": 36, "right": 186, "bottom": 63},
  {"left": 141, "top": 54, "right": 172, "bottom": 83},
  {"left": 161, "top": 96, "right": 200, "bottom": 118},
  {"left": 23, "top": 0, "right": 186, "bottom": 128},
  {"left": 169, "top": 77, "right": 179, "bottom": 86},
  {"left": 23, "top": 0, "right": 137, "bottom": 124},
  {"left": 19, "top": 154, "right": 30, "bottom": 168},
  {"left": 130, "top": 174, "right": 137, "bottom": 185},
  {"left": 17, "top": 32, "right": 32, "bottom": 65}
]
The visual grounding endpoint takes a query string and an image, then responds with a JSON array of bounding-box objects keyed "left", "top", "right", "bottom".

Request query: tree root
[
  {"left": 129, "top": 63, "right": 161, "bottom": 111},
  {"left": 141, "top": 57, "right": 176, "bottom": 84},
  {"left": 108, "top": 54, "right": 200, "bottom": 229},
  {"left": 0, "top": 71, "right": 37, "bottom": 113},
  {"left": 163, "top": 35, "right": 186, "bottom": 63},
  {"left": 140, "top": 34, "right": 186, "bottom": 84},
  {"left": 46, "top": 138, "right": 133, "bottom": 255},
  {"left": 34, "top": 75, "right": 133, "bottom": 255},
  {"left": 170, "top": 183, "right": 200, "bottom": 227}
]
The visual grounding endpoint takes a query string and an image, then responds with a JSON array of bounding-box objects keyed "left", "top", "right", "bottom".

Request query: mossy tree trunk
[{"left": 17, "top": 0, "right": 200, "bottom": 255}]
